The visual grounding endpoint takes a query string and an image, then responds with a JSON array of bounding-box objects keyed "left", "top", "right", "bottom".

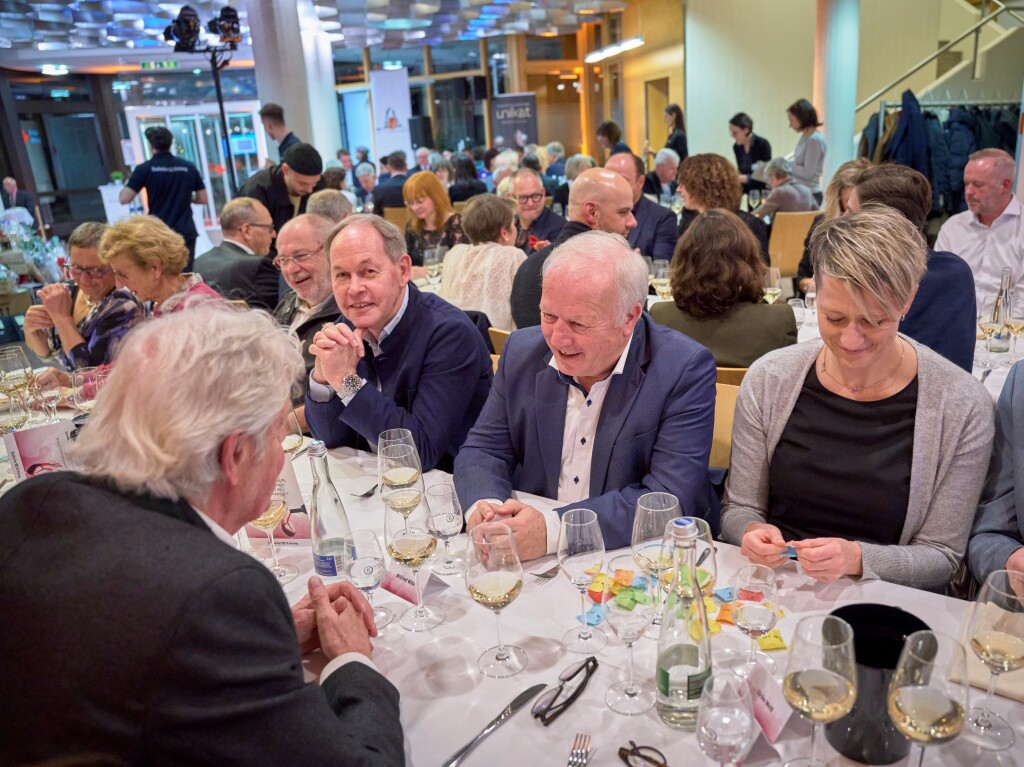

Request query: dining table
[{"left": 271, "top": 445, "right": 1024, "bottom": 767}]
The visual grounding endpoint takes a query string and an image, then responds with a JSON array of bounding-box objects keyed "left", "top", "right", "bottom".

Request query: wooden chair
[
  {"left": 490, "top": 354, "right": 500, "bottom": 374},
  {"left": 711, "top": 383, "right": 739, "bottom": 469},
  {"left": 453, "top": 201, "right": 467, "bottom": 214},
  {"left": 488, "top": 327, "right": 511, "bottom": 356},
  {"left": 544, "top": 196, "right": 553, "bottom": 208},
  {"left": 383, "top": 206, "right": 411, "bottom": 230},
  {"left": 768, "top": 211, "right": 818, "bottom": 277},
  {"left": 716, "top": 367, "right": 747, "bottom": 386}
]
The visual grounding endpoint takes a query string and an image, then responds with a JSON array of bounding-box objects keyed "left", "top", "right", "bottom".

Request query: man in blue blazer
[
  {"left": 455, "top": 230, "right": 717, "bottom": 558},
  {"left": 606, "top": 152, "right": 679, "bottom": 259},
  {"left": 306, "top": 214, "right": 492, "bottom": 471}
]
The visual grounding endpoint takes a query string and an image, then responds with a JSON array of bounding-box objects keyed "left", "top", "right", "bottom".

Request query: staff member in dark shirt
[
  {"left": 729, "top": 112, "right": 772, "bottom": 196},
  {"left": 120, "top": 127, "right": 208, "bottom": 270}
]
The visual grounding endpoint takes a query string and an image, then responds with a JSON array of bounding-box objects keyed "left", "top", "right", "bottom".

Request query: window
[
  {"left": 369, "top": 47, "right": 424, "bottom": 77},
  {"left": 431, "top": 40, "right": 483, "bottom": 74}
]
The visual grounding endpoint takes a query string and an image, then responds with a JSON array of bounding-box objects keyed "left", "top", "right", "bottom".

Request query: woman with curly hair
[
  {"left": 677, "top": 153, "right": 769, "bottom": 262},
  {"left": 402, "top": 170, "right": 468, "bottom": 265},
  {"left": 652, "top": 209, "right": 796, "bottom": 367}
]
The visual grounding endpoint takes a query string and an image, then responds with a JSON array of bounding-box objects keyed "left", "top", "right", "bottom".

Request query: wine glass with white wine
[
  {"left": 631, "top": 492, "right": 679, "bottom": 640},
  {"left": 764, "top": 267, "right": 782, "bottom": 305},
  {"left": 465, "top": 521, "right": 526, "bottom": 677},
  {"left": 250, "top": 479, "right": 297, "bottom": 584},
  {"left": 424, "top": 252, "right": 442, "bottom": 288},
  {"left": 888, "top": 630, "right": 968, "bottom": 766},
  {"left": 1002, "top": 302, "right": 1024, "bottom": 365},
  {"left": 384, "top": 485, "right": 443, "bottom": 632},
  {"left": 652, "top": 264, "right": 673, "bottom": 301},
  {"left": 0, "top": 389, "right": 29, "bottom": 438},
  {"left": 961, "top": 569, "right": 1024, "bottom": 751},
  {"left": 781, "top": 614, "right": 858, "bottom": 767}
]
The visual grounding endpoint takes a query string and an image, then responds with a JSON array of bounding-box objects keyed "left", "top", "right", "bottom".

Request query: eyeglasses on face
[
  {"left": 618, "top": 741, "right": 668, "bottom": 767},
  {"left": 67, "top": 263, "right": 113, "bottom": 279},
  {"left": 247, "top": 222, "right": 276, "bottom": 232},
  {"left": 516, "top": 192, "right": 544, "bottom": 205},
  {"left": 531, "top": 655, "right": 598, "bottom": 726},
  {"left": 272, "top": 244, "right": 324, "bottom": 270}
]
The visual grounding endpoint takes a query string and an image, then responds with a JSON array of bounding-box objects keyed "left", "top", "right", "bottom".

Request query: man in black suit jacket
[
  {"left": 606, "top": 152, "right": 678, "bottom": 259},
  {"left": 1, "top": 176, "right": 33, "bottom": 210},
  {"left": 195, "top": 197, "right": 279, "bottom": 309},
  {"left": 372, "top": 151, "right": 410, "bottom": 210},
  {"left": 642, "top": 148, "right": 680, "bottom": 200},
  {"left": 0, "top": 305, "right": 404, "bottom": 766}
]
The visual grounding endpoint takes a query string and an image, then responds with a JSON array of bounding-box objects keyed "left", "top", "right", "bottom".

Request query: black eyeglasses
[
  {"left": 247, "top": 222, "right": 276, "bottom": 232},
  {"left": 531, "top": 656, "right": 598, "bottom": 726},
  {"left": 272, "top": 244, "right": 324, "bottom": 270},
  {"left": 67, "top": 263, "right": 113, "bottom": 279},
  {"left": 516, "top": 192, "right": 544, "bottom": 205},
  {"left": 617, "top": 741, "right": 668, "bottom": 767}
]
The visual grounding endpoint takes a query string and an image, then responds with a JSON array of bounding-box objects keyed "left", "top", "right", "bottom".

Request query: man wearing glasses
[
  {"left": 23, "top": 221, "right": 142, "bottom": 373},
  {"left": 195, "top": 198, "right": 279, "bottom": 310},
  {"left": 511, "top": 168, "right": 565, "bottom": 254}
]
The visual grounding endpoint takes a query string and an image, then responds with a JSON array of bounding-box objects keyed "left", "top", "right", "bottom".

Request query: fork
[
  {"left": 351, "top": 484, "right": 378, "bottom": 499},
  {"left": 530, "top": 563, "right": 560, "bottom": 580},
  {"left": 567, "top": 732, "right": 590, "bottom": 766}
]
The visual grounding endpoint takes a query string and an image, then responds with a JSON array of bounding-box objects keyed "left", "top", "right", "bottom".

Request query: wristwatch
[{"left": 339, "top": 373, "right": 365, "bottom": 399}]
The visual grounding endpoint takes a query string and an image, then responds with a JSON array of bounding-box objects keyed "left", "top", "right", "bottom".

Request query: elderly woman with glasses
[
  {"left": 24, "top": 221, "right": 142, "bottom": 372},
  {"left": 722, "top": 205, "right": 993, "bottom": 592}
]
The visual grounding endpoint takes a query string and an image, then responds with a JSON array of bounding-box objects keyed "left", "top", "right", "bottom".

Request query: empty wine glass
[
  {"left": 602, "top": 553, "right": 656, "bottom": 714},
  {"left": 781, "top": 614, "right": 858, "bottom": 767},
  {"left": 384, "top": 484, "right": 443, "bottom": 632},
  {"left": 888, "top": 630, "right": 968, "bottom": 765},
  {"left": 38, "top": 379, "right": 62, "bottom": 423},
  {"left": 348, "top": 529, "right": 392, "bottom": 630},
  {"left": 788, "top": 298, "right": 807, "bottom": 326},
  {"left": 630, "top": 492, "right": 679, "bottom": 640},
  {"left": 697, "top": 673, "right": 759, "bottom": 766},
  {"left": 466, "top": 521, "right": 526, "bottom": 677},
  {"left": 728, "top": 564, "right": 780, "bottom": 678},
  {"left": 426, "top": 483, "right": 465, "bottom": 575},
  {"left": 961, "top": 569, "right": 1024, "bottom": 750},
  {"left": 71, "top": 367, "right": 105, "bottom": 414},
  {"left": 557, "top": 508, "right": 606, "bottom": 653},
  {"left": 250, "top": 479, "right": 297, "bottom": 584}
]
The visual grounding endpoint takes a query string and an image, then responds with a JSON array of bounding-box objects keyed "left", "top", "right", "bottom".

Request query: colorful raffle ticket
[{"left": 3, "top": 420, "right": 81, "bottom": 482}]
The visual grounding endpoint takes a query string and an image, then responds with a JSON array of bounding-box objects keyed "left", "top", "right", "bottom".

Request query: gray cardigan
[{"left": 722, "top": 337, "right": 994, "bottom": 591}]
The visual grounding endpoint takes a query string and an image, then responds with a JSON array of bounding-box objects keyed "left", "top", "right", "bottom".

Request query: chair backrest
[
  {"left": 712, "top": 383, "right": 739, "bottom": 469},
  {"left": 490, "top": 354, "right": 500, "bottom": 374},
  {"left": 453, "top": 201, "right": 467, "bottom": 214},
  {"left": 768, "top": 211, "right": 818, "bottom": 277},
  {"left": 544, "top": 196, "right": 553, "bottom": 208},
  {"left": 716, "top": 367, "right": 747, "bottom": 386},
  {"left": 383, "top": 207, "right": 411, "bottom": 230},
  {"left": 488, "top": 327, "right": 511, "bottom": 355}
]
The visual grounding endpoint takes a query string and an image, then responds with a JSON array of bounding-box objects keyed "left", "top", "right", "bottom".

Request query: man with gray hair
[
  {"left": 642, "top": 147, "right": 679, "bottom": 200},
  {"left": 546, "top": 141, "right": 566, "bottom": 178},
  {"left": 456, "top": 230, "right": 718, "bottom": 559},
  {"left": 195, "top": 197, "right": 279, "bottom": 309},
  {"left": 0, "top": 305, "right": 404, "bottom": 764},
  {"left": 305, "top": 214, "right": 492, "bottom": 471},
  {"left": 754, "top": 156, "right": 816, "bottom": 221},
  {"left": 306, "top": 188, "right": 353, "bottom": 223},
  {"left": 354, "top": 161, "right": 377, "bottom": 204}
]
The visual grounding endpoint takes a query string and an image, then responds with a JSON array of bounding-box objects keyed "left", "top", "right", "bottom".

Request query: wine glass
[
  {"left": 728, "top": 564, "right": 780, "bottom": 678},
  {"left": 659, "top": 515, "right": 717, "bottom": 602},
  {"left": 71, "top": 367, "right": 105, "bottom": 414},
  {"left": 281, "top": 407, "right": 304, "bottom": 455},
  {"left": 0, "top": 389, "right": 29, "bottom": 437},
  {"left": 424, "top": 253, "right": 442, "bottom": 288},
  {"left": 748, "top": 189, "right": 762, "bottom": 208},
  {"left": 38, "top": 379, "right": 62, "bottom": 423},
  {"left": 764, "top": 268, "right": 782, "bottom": 305},
  {"left": 652, "top": 265, "right": 673, "bottom": 301},
  {"left": 378, "top": 432, "right": 421, "bottom": 495},
  {"left": 250, "top": 479, "right": 297, "bottom": 584},
  {"left": 1002, "top": 301, "right": 1024, "bottom": 365},
  {"left": 426, "top": 483, "right": 465, "bottom": 575},
  {"left": 697, "top": 673, "right": 759, "bottom": 766},
  {"left": 602, "top": 553, "right": 656, "bottom": 714},
  {"left": 631, "top": 492, "right": 679, "bottom": 640},
  {"left": 384, "top": 484, "right": 443, "bottom": 631},
  {"left": 0, "top": 346, "right": 35, "bottom": 410},
  {"left": 466, "top": 521, "right": 526, "bottom": 677},
  {"left": 961, "top": 569, "right": 1024, "bottom": 750},
  {"left": 781, "top": 614, "right": 857, "bottom": 767},
  {"left": 888, "top": 630, "right": 968, "bottom": 766},
  {"left": 557, "top": 508, "right": 606, "bottom": 653},
  {"left": 788, "top": 298, "right": 807, "bottom": 326},
  {"left": 348, "top": 529, "right": 392, "bottom": 630}
]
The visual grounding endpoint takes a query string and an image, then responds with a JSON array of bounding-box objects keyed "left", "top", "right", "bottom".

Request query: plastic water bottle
[{"left": 308, "top": 440, "right": 354, "bottom": 579}]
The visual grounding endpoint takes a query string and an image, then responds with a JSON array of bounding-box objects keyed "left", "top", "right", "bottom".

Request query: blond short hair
[
  {"left": 98, "top": 215, "right": 189, "bottom": 275},
  {"left": 810, "top": 203, "right": 926, "bottom": 321},
  {"left": 824, "top": 158, "right": 872, "bottom": 221}
]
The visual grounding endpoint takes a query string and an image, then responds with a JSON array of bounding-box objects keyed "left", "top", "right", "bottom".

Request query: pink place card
[
  {"left": 381, "top": 562, "right": 449, "bottom": 604},
  {"left": 749, "top": 662, "right": 792, "bottom": 744},
  {"left": 3, "top": 420, "right": 80, "bottom": 482}
]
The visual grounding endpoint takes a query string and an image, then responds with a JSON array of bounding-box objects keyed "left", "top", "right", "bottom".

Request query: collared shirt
[
  {"left": 289, "top": 293, "right": 334, "bottom": 333},
  {"left": 221, "top": 237, "right": 254, "bottom": 255},
  {"left": 308, "top": 284, "right": 410, "bottom": 404},
  {"left": 936, "top": 196, "right": 1024, "bottom": 308},
  {"left": 193, "top": 507, "right": 239, "bottom": 549}
]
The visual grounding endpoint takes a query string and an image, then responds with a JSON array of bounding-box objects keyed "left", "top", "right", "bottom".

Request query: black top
[
  {"left": 552, "top": 182, "right": 569, "bottom": 211},
  {"left": 126, "top": 151, "right": 205, "bottom": 237},
  {"left": 277, "top": 132, "right": 300, "bottom": 155},
  {"left": 679, "top": 208, "right": 769, "bottom": 265},
  {"left": 610, "top": 141, "right": 633, "bottom": 156},
  {"left": 797, "top": 213, "right": 825, "bottom": 289},
  {"left": 733, "top": 134, "right": 772, "bottom": 193},
  {"left": 666, "top": 129, "right": 688, "bottom": 160},
  {"left": 405, "top": 214, "right": 467, "bottom": 266},
  {"left": 238, "top": 164, "right": 325, "bottom": 243},
  {"left": 372, "top": 173, "right": 409, "bottom": 210},
  {"left": 510, "top": 219, "right": 591, "bottom": 328},
  {"left": 448, "top": 179, "right": 487, "bottom": 203},
  {"left": 768, "top": 365, "right": 918, "bottom": 544}
]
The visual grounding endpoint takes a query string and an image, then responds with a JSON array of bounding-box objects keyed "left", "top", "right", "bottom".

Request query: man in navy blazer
[
  {"left": 606, "top": 152, "right": 679, "bottom": 259},
  {"left": 455, "top": 230, "right": 717, "bottom": 558},
  {"left": 306, "top": 214, "right": 492, "bottom": 471}
]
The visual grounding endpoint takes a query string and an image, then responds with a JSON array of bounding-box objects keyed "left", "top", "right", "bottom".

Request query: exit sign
[{"left": 140, "top": 61, "right": 179, "bottom": 70}]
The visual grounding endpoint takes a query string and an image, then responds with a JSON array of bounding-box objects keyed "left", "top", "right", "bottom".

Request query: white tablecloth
[{"left": 277, "top": 446, "right": 1024, "bottom": 767}]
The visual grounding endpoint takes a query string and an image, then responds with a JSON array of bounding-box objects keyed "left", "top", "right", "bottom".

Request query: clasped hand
[
  {"left": 309, "top": 323, "right": 364, "bottom": 390},
  {"left": 741, "top": 523, "right": 862, "bottom": 583},
  {"left": 37, "top": 282, "right": 73, "bottom": 318},
  {"left": 467, "top": 499, "right": 548, "bottom": 561},
  {"left": 291, "top": 577, "right": 377, "bottom": 659}
]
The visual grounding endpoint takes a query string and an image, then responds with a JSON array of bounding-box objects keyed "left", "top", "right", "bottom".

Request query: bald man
[
  {"left": 605, "top": 152, "right": 678, "bottom": 259},
  {"left": 510, "top": 167, "right": 637, "bottom": 328}
]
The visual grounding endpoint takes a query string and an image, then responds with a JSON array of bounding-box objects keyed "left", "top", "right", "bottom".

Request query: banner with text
[
  {"left": 491, "top": 93, "right": 538, "bottom": 149},
  {"left": 369, "top": 68, "right": 414, "bottom": 166}
]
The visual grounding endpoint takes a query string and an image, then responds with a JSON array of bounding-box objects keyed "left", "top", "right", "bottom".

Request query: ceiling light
[
  {"left": 41, "top": 63, "right": 69, "bottom": 76},
  {"left": 381, "top": 60, "right": 402, "bottom": 70},
  {"left": 584, "top": 35, "right": 643, "bottom": 64}
]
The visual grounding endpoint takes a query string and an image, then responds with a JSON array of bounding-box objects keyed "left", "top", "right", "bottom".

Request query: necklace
[{"left": 819, "top": 338, "right": 906, "bottom": 394}]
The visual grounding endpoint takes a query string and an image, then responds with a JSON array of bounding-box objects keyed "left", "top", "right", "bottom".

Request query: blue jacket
[
  {"left": 899, "top": 248, "right": 976, "bottom": 373},
  {"left": 969, "top": 362, "right": 1024, "bottom": 583},
  {"left": 305, "top": 285, "right": 493, "bottom": 471},
  {"left": 454, "top": 314, "right": 719, "bottom": 549},
  {"left": 629, "top": 196, "right": 679, "bottom": 259},
  {"left": 945, "top": 109, "right": 980, "bottom": 214},
  {"left": 923, "top": 113, "right": 950, "bottom": 217},
  {"left": 887, "top": 90, "right": 929, "bottom": 178}
]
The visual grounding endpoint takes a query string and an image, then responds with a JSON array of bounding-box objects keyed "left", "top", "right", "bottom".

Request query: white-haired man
[
  {"left": 0, "top": 305, "right": 403, "bottom": 764},
  {"left": 456, "top": 231, "right": 718, "bottom": 560},
  {"left": 937, "top": 148, "right": 1024, "bottom": 308},
  {"left": 754, "top": 157, "right": 816, "bottom": 221},
  {"left": 642, "top": 148, "right": 679, "bottom": 200}
]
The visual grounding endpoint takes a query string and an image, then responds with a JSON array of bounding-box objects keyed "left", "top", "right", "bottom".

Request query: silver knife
[{"left": 439, "top": 683, "right": 546, "bottom": 767}]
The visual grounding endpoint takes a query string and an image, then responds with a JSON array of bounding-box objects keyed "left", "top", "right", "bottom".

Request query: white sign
[{"left": 369, "top": 68, "right": 414, "bottom": 166}]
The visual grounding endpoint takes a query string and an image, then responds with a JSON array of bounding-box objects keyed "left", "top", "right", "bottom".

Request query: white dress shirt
[
  {"left": 936, "top": 196, "right": 1024, "bottom": 309},
  {"left": 221, "top": 237, "right": 254, "bottom": 255}
]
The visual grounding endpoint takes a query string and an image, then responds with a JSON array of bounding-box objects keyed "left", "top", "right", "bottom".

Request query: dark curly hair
[
  {"left": 677, "top": 154, "right": 742, "bottom": 211},
  {"left": 670, "top": 208, "right": 766, "bottom": 319}
]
